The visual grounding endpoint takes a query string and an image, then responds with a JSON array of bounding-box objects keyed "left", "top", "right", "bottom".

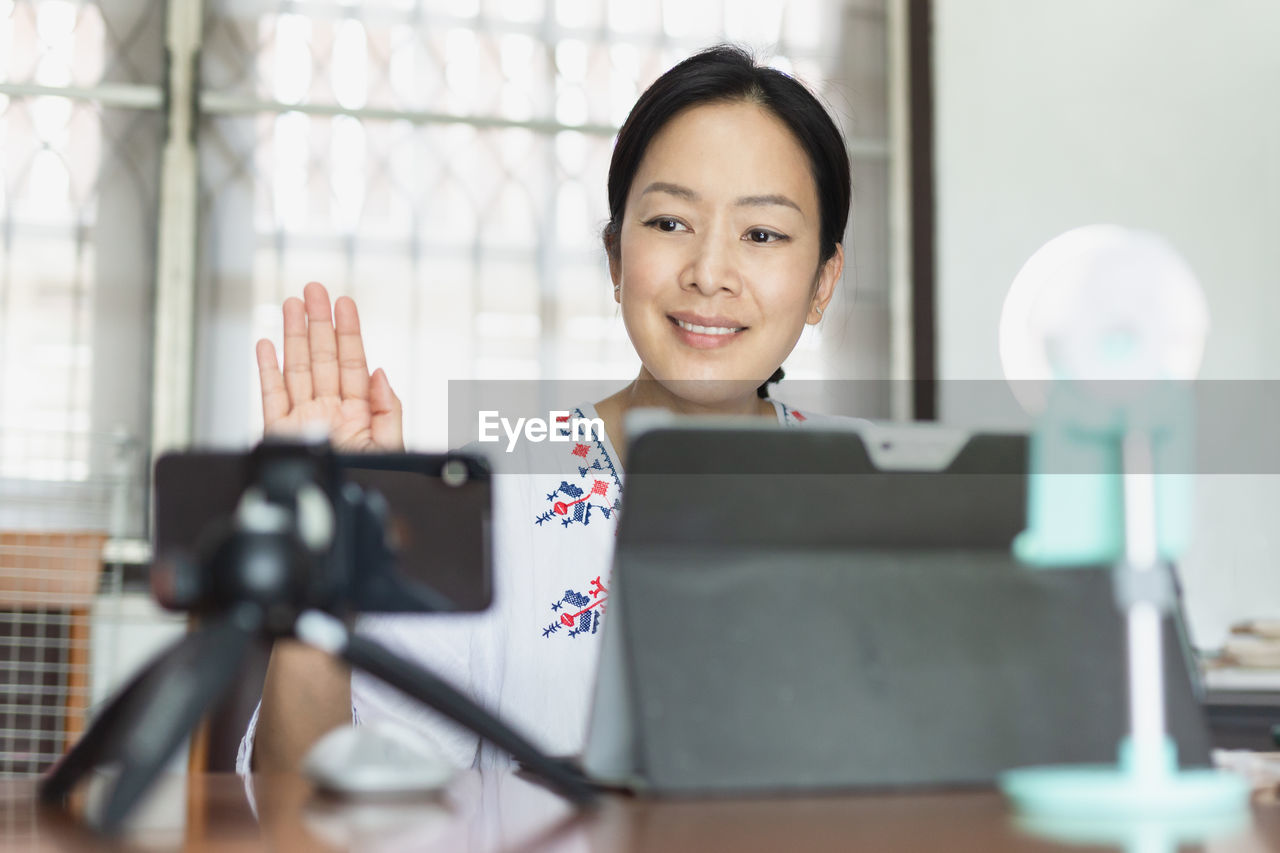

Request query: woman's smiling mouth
[{"left": 668, "top": 314, "right": 747, "bottom": 348}]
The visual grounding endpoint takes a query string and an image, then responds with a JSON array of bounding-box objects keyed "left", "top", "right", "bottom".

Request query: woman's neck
[{"left": 594, "top": 371, "right": 776, "bottom": 468}]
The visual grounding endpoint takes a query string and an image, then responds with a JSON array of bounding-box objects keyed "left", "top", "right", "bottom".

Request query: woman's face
[{"left": 611, "top": 99, "right": 843, "bottom": 408}]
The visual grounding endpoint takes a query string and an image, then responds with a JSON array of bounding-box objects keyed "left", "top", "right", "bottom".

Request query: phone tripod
[{"left": 39, "top": 443, "right": 596, "bottom": 834}]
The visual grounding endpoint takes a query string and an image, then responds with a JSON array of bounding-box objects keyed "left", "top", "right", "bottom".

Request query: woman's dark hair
[{"left": 602, "top": 44, "right": 851, "bottom": 398}]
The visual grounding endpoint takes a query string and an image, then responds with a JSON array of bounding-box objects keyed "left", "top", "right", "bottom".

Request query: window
[
  {"left": 192, "top": 0, "right": 897, "bottom": 449},
  {"left": 2, "top": 0, "right": 899, "bottom": 467},
  {"left": 0, "top": 0, "right": 161, "bottom": 493}
]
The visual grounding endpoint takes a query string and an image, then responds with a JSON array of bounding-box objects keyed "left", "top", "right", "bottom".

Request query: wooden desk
[{"left": 5, "top": 772, "right": 1280, "bottom": 851}]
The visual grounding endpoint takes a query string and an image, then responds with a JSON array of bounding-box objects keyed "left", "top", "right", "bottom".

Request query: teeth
[{"left": 676, "top": 319, "right": 742, "bottom": 336}]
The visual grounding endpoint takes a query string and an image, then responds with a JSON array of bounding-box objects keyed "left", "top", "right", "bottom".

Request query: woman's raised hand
[{"left": 255, "top": 281, "right": 404, "bottom": 451}]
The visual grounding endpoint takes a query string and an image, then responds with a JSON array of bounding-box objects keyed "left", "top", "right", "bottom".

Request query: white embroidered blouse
[{"left": 236, "top": 399, "right": 828, "bottom": 774}]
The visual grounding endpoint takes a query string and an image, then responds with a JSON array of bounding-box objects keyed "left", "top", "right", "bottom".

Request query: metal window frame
[{"left": 0, "top": 0, "right": 914, "bottom": 460}]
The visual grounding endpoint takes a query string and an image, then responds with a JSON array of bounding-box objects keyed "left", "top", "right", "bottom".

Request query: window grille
[{"left": 193, "top": 0, "right": 884, "bottom": 449}]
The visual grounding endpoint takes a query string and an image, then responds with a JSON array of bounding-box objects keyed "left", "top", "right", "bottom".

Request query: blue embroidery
[
  {"left": 578, "top": 458, "right": 606, "bottom": 478},
  {"left": 775, "top": 401, "right": 808, "bottom": 426},
  {"left": 527, "top": 408, "right": 624, "bottom": 640},
  {"left": 532, "top": 407, "right": 623, "bottom": 529},
  {"left": 542, "top": 578, "right": 609, "bottom": 640},
  {"left": 569, "top": 610, "right": 595, "bottom": 638}
]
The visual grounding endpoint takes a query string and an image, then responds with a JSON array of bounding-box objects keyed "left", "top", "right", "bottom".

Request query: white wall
[{"left": 933, "top": 1, "right": 1280, "bottom": 647}]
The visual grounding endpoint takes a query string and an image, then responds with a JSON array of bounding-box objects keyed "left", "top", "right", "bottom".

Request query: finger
[
  {"left": 256, "top": 339, "right": 291, "bottom": 428},
  {"left": 304, "top": 282, "right": 340, "bottom": 399},
  {"left": 333, "top": 296, "right": 369, "bottom": 402},
  {"left": 369, "top": 368, "right": 405, "bottom": 451},
  {"left": 281, "top": 296, "right": 313, "bottom": 405}
]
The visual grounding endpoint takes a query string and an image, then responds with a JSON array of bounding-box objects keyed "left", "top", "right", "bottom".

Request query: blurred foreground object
[{"left": 996, "top": 226, "right": 1248, "bottom": 850}]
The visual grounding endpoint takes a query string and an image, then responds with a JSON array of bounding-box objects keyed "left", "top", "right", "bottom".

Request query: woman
[{"left": 241, "top": 44, "right": 851, "bottom": 773}]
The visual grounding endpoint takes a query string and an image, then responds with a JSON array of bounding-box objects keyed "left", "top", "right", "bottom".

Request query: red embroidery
[
  {"left": 558, "top": 591, "right": 607, "bottom": 628},
  {"left": 533, "top": 406, "right": 622, "bottom": 531},
  {"left": 554, "top": 497, "right": 585, "bottom": 515},
  {"left": 792, "top": 410, "right": 807, "bottom": 422},
  {"left": 556, "top": 578, "right": 609, "bottom": 628}
]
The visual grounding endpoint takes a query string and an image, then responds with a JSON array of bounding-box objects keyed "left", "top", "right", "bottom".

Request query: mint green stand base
[
  {"left": 1000, "top": 739, "right": 1251, "bottom": 850},
  {"left": 1001, "top": 738, "right": 1248, "bottom": 818}
]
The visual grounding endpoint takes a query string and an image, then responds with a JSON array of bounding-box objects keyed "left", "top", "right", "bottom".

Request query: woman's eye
[
  {"left": 646, "top": 217, "right": 687, "bottom": 233},
  {"left": 745, "top": 228, "right": 785, "bottom": 244}
]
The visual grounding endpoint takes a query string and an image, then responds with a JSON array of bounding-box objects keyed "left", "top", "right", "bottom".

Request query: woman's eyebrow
[
  {"left": 641, "top": 183, "right": 803, "bottom": 216},
  {"left": 736, "top": 193, "right": 803, "bottom": 216},
  {"left": 640, "top": 181, "right": 699, "bottom": 200}
]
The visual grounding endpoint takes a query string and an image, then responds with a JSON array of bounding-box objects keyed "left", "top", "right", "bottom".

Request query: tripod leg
[
  {"left": 89, "top": 615, "right": 257, "bottom": 835},
  {"left": 295, "top": 611, "right": 597, "bottom": 805},
  {"left": 40, "top": 620, "right": 231, "bottom": 805}
]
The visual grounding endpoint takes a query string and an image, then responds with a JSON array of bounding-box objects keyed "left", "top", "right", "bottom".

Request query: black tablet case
[{"left": 584, "top": 425, "right": 1211, "bottom": 793}]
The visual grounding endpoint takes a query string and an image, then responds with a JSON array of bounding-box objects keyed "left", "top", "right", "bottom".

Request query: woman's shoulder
[{"left": 768, "top": 399, "right": 872, "bottom": 431}]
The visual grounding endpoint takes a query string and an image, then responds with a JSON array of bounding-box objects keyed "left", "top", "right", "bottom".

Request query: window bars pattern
[
  {"left": 0, "top": 1, "right": 163, "bottom": 475},
  {"left": 0, "top": 0, "right": 166, "bottom": 88},
  {"left": 195, "top": 0, "right": 855, "bottom": 449}
]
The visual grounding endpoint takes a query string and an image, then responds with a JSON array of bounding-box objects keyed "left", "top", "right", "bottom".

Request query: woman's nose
[{"left": 682, "top": 233, "right": 742, "bottom": 296}]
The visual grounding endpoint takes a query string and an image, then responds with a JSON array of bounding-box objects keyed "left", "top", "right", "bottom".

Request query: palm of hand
[
  {"left": 257, "top": 283, "right": 404, "bottom": 453},
  {"left": 270, "top": 396, "right": 378, "bottom": 450}
]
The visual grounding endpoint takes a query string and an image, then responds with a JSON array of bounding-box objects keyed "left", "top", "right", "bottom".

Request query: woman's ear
[
  {"left": 607, "top": 245, "right": 622, "bottom": 304},
  {"left": 807, "top": 243, "right": 844, "bottom": 324}
]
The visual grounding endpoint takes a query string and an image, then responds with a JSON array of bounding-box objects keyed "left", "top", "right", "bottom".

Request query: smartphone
[{"left": 153, "top": 449, "right": 492, "bottom": 613}]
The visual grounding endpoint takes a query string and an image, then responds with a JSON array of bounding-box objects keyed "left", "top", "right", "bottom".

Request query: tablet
[{"left": 582, "top": 417, "right": 1210, "bottom": 793}]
